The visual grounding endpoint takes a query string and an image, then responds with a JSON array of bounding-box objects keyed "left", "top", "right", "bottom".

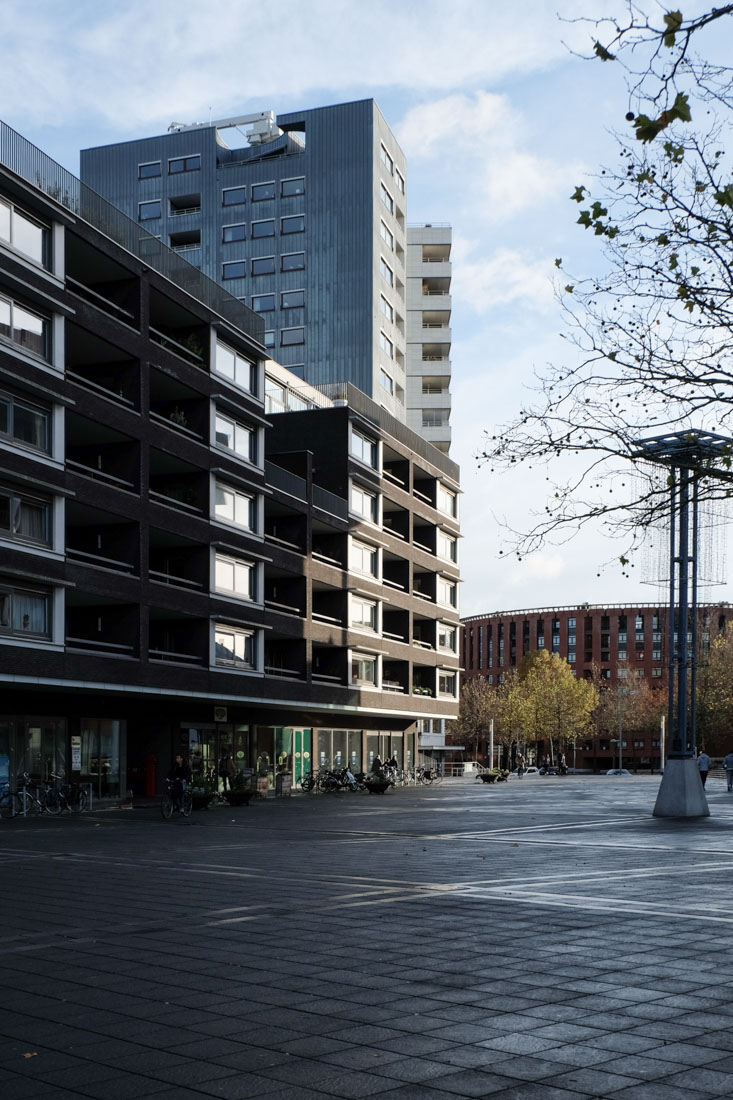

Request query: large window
[
  {"left": 281, "top": 215, "right": 305, "bottom": 234},
  {"left": 438, "top": 671, "right": 457, "bottom": 696},
  {"left": 0, "top": 198, "right": 48, "bottom": 267},
  {"left": 215, "top": 411, "right": 256, "bottom": 464},
  {"left": 437, "top": 484, "right": 458, "bottom": 518},
  {"left": 379, "top": 331, "right": 394, "bottom": 359},
  {"left": 350, "top": 538, "right": 378, "bottom": 577},
  {"left": 351, "top": 596, "right": 377, "bottom": 631},
  {"left": 252, "top": 182, "right": 276, "bottom": 201},
  {"left": 281, "top": 327, "right": 304, "bottom": 346},
  {"left": 380, "top": 296, "right": 394, "bottom": 323},
  {"left": 252, "top": 256, "right": 275, "bottom": 275},
  {"left": 222, "top": 224, "right": 246, "bottom": 243},
  {"left": 0, "top": 390, "right": 50, "bottom": 453},
  {"left": 0, "top": 296, "right": 49, "bottom": 360},
  {"left": 0, "top": 488, "right": 50, "bottom": 546},
  {"left": 0, "top": 579, "right": 50, "bottom": 639},
  {"left": 252, "top": 294, "right": 275, "bottom": 313},
  {"left": 214, "top": 340, "right": 257, "bottom": 395},
  {"left": 215, "top": 553, "right": 255, "bottom": 601},
  {"left": 352, "top": 653, "right": 376, "bottom": 686},
  {"left": 350, "top": 483, "right": 377, "bottom": 522},
  {"left": 214, "top": 482, "right": 255, "bottom": 531},
  {"left": 438, "top": 622, "right": 457, "bottom": 652},
  {"left": 380, "top": 221, "right": 394, "bottom": 251},
  {"left": 281, "top": 289, "right": 304, "bottom": 310},
  {"left": 215, "top": 625, "right": 255, "bottom": 668},
  {"left": 168, "top": 155, "right": 200, "bottom": 174},
  {"left": 395, "top": 169, "right": 405, "bottom": 194},
  {"left": 251, "top": 219, "right": 275, "bottom": 238},
  {"left": 380, "top": 257, "right": 394, "bottom": 286},
  {"left": 380, "top": 183, "right": 394, "bottom": 214},
  {"left": 379, "top": 369, "right": 393, "bottom": 395},
  {"left": 281, "top": 177, "right": 305, "bottom": 197},
  {"left": 350, "top": 428, "right": 378, "bottom": 468},
  {"left": 437, "top": 530, "right": 457, "bottom": 563},
  {"left": 138, "top": 161, "right": 161, "bottom": 179},
  {"left": 222, "top": 261, "right": 246, "bottom": 280},
  {"left": 223, "top": 187, "right": 246, "bottom": 206},
  {"left": 281, "top": 252, "right": 305, "bottom": 271},
  {"left": 437, "top": 577, "right": 457, "bottom": 608},
  {"left": 138, "top": 200, "right": 161, "bottom": 221}
]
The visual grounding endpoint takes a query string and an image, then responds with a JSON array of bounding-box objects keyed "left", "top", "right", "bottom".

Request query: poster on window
[{"left": 71, "top": 735, "right": 81, "bottom": 773}]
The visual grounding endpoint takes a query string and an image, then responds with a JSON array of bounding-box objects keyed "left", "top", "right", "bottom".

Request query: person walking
[
  {"left": 516, "top": 753, "right": 525, "bottom": 778},
  {"left": 697, "top": 749, "right": 711, "bottom": 788},
  {"left": 723, "top": 749, "right": 733, "bottom": 792}
]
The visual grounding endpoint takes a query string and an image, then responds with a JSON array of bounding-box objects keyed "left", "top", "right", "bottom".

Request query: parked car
[
  {"left": 606, "top": 768, "right": 633, "bottom": 776},
  {"left": 513, "top": 765, "right": 539, "bottom": 776}
]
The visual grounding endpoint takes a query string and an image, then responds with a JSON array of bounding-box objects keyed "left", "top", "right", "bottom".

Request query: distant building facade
[{"left": 461, "top": 603, "right": 733, "bottom": 772}]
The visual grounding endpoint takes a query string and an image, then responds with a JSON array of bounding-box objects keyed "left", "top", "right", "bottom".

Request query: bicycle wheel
[
  {"left": 161, "top": 796, "right": 174, "bottom": 820},
  {"left": 181, "top": 790, "right": 193, "bottom": 817},
  {"left": 69, "top": 787, "right": 88, "bottom": 813},
  {"left": 44, "top": 788, "right": 63, "bottom": 815}
]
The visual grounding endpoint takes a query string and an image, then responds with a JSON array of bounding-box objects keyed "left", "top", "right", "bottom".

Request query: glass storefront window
[
  {"left": 79, "top": 719, "right": 121, "bottom": 798},
  {"left": 275, "top": 728, "right": 293, "bottom": 777}
]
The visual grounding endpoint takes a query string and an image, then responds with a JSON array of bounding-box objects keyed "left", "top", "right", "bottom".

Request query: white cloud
[{"left": 452, "top": 242, "right": 556, "bottom": 315}]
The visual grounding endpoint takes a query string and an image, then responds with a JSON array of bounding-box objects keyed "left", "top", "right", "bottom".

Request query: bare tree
[{"left": 483, "top": 5, "right": 733, "bottom": 562}]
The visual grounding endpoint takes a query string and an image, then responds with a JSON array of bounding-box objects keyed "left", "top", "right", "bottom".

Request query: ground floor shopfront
[{"left": 0, "top": 693, "right": 418, "bottom": 801}]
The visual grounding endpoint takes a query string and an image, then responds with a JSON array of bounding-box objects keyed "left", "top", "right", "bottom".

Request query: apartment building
[
  {"left": 461, "top": 603, "right": 733, "bottom": 771},
  {"left": 0, "top": 121, "right": 460, "bottom": 797},
  {"left": 406, "top": 224, "right": 452, "bottom": 454}
]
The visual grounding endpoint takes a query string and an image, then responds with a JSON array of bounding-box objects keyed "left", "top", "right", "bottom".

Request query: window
[
  {"left": 350, "top": 483, "right": 377, "bottom": 522},
  {"left": 138, "top": 161, "right": 161, "bottom": 179},
  {"left": 380, "top": 183, "right": 394, "bottom": 214},
  {"left": 379, "top": 331, "right": 394, "bottom": 359},
  {"left": 380, "top": 296, "right": 394, "bottom": 323},
  {"left": 138, "top": 200, "right": 161, "bottom": 221},
  {"left": 352, "top": 653, "right": 376, "bottom": 686},
  {"left": 222, "top": 261, "right": 246, "bottom": 280},
  {"left": 264, "top": 331, "right": 275, "bottom": 348},
  {"left": 652, "top": 668, "right": 663, "bottom": 678},
  {"left": 251, "top": 256, "right": 275, "bottom": 276},
  {"left": 281, "top": 327, "right": 304, "bottom": 346},
  {"left": 222, "top": 224, "right": 246, "bottom": 243},
  {"left": 437, "top": 530, "right": 457, "bottom": 563},
  {"left": 350, "top": 539, "right": 377, "bottom": 577},
  {"left": 423, "top": 409, "right": 448, "bottom": 428},
  {"left": 0, "top": 391, "right": 50, "bottom": 453},
  {"left": 215, "top": 554, "right": 255, "bottom": 602},
  {"left": 214, "top": 340, "right": 257, "bottom": 395},
  {"left": 439, "top": 671, "right": 456, "bottom": 696},
  {"left": 251, "top": 220, "right": 275, "bottom": 238},
  {"left": 214, "top": 412, "right": 256, "bottom": 464},
  {"left": 618, "top": 650, "right": 627, "bottom": 661},
  {"left": 252, "top": 293, "right": 275, "bottom": 313},
  {"left": 252, "top": 182, "right": 276, "bottom": 201},
  {"left": 350, "top": 429, "right": 378, "bottom": 468},
  {"left": 0, "top": 580, "right": 51, "bottom": 639},
  {"left": 380, "top": 221, "right": 394, "bottom": 251},
  {"left": 395, "top": 169, "right": 405, "bottom": 194},
  {"left": 0, "top": 488, "right": 50, "bottom": 546},
  {"left": 169, "top": 155, "right": 200, "bottom": 174},
  {"left": 281, "top": 177, "right": 305, "bottom": 197},
  {"left": 281, "top": 252, "right": 305, "bottom": 271},
  {"left": 351, "top": 596, "right": 377, "bottom": 631},
  {"left": 0, "top": 197, "right": 49, "bottom": 267},
  {"left": 281, "top": 290, "right": 304, "bottom": 310},
  {"left": 437, "top": 484, "right": 457, "bottom": 517},
  {"left": 379, "top": 369, "right": 393, "bottom": 395},
  {"left": 0, "top": 296, "right": 49, "bottom": 360},
  {"left": 380, "top": 257, "right": 394, "bottom": 286},
  {"left": 281, "top": 215, "right": 305, "bottom": 234},
  {"left": 568, "top": 617, "right": 576, "bottom": 628},
  {"left": 380, "top": 145, "right": 394, "bottom": 174},
  {"left": 437, "top": 577, "right": 457, "bottom": 608},
  {"left": 223, "top": 187, "right": 246, "bottom": 206},
  {"left": 214, "top": 482, "right": 255, "bottom": 531},
  {"left": 215, "top": 625, "right": 255, "bottom": 669},
  {"left": 438, "top": 623, "right": 457, "bottom": 652}
]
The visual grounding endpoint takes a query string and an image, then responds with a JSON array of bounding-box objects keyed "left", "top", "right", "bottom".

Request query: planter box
[
  {"left": 223, "top": 790, "right": 255, "bottom": 806},
  {"left": 366, "top": 779, "right": 390, "bottom": 794}
]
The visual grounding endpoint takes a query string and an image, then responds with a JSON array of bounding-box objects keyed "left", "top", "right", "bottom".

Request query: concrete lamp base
[{"left": 653, "top": 757, "right": 710, "bottom": 818}]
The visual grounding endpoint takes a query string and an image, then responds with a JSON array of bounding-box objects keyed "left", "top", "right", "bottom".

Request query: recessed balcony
[{"left": 66, "top": 501, "right": 138, "bottom": 575}]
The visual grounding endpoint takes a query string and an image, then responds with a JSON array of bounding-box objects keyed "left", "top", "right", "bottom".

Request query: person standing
[
  {"left": 697, "top": 749, "right": 711, "bottom": 788},
  {"left": 516, "top": 753, "right": 525, "bottom": 778},
  {"left": 723, "top": 749, "right": 733, "bottom": 792}
]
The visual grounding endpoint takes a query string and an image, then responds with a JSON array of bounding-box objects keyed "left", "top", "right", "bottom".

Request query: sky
[{"left": 3, "top": 0, "right": 731, "bottom": 617}]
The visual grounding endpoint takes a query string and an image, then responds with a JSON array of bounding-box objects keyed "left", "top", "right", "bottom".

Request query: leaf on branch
[
  {"left": 634, "top": 94, "right": 691, "bottom": 142},
  {"left": 577, "top": 210, "right": 592, "bottom": 227},
  {"left": 662, "top": 10, "right": 684, "bottom": 48},
  {"left": 594, "top": 40, "right": 616, "bottom": 61},
  {"left": 714, "top": 184, "right": 733, "bottom": 208},
  {"left": 571, "top": 186, "right": 587, "bottom": 202},
  {"left": 564, "top": 285, "right": 574, "bottom": 293},
  {"left": 554, "top": 257, "right": 563, "bottom": 267}
]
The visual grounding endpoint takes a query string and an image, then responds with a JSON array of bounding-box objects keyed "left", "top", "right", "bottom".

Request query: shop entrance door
[{"left": 293, "top": 729, "right": 312, "bottom": 783}]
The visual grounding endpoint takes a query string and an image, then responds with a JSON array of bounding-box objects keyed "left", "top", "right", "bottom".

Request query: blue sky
[{"left": 4, "top": 0, "right": 731, "bottom": 615}]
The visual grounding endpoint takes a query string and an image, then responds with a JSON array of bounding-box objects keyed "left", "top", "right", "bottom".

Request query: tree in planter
[{"left": 482, "top": 5, "right": 733, "bottom": 566}]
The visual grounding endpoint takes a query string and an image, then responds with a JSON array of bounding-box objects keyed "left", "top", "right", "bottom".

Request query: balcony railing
[
  {"left": 66, "top": 276, "right": 136, "bottom": 324},
  {"left": 66, "top": 459, "right": 135, "bottom": 491},
  {"left": 149, "top": 569, "right": 203, "bottom": 590},
  {"left": 67, "top": 548, "right": 136, "bottom": 573}
]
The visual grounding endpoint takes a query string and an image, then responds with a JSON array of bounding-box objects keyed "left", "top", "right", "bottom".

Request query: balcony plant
[{"left": 412, "top": 685, "right": 433, "bottom": 696}]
